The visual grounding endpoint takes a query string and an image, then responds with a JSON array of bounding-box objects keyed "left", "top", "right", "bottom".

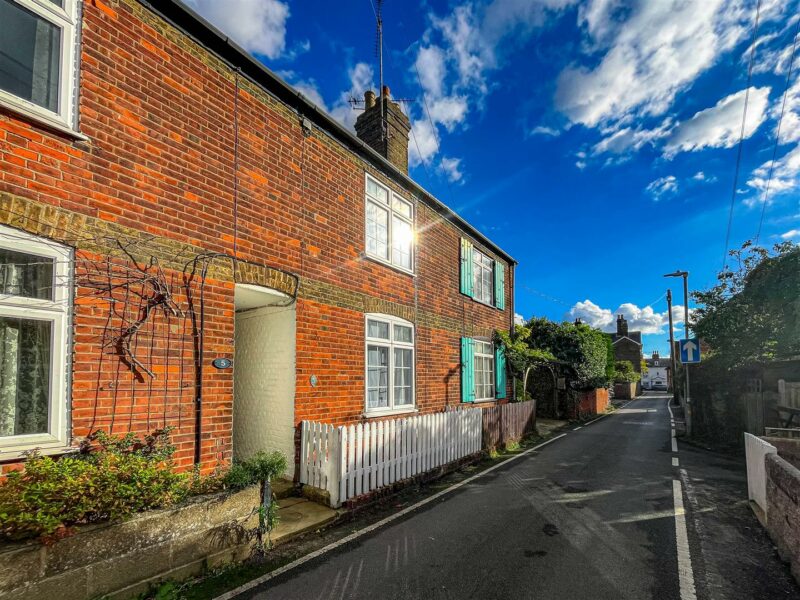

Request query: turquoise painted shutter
[
  {"left": 460, "top": 238, "right": 474, "bottom": 297},
  {"left": 495, "top": 344, "right": 507, "bottom": 399},
  {"left": 461, "top": 337, "right": 475, "bottom": 403},
  {"left": 494, "top": 261, "right": 505, "bottom": 309}
]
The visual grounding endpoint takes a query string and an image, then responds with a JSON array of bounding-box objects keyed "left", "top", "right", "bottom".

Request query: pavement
[{"left": 222, "top": 392, "right": 799, "bottom": 600}]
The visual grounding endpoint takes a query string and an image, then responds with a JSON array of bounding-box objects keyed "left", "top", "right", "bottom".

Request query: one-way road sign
[{"left": 680, "top": 338, "right": 701, "bottom": 364}]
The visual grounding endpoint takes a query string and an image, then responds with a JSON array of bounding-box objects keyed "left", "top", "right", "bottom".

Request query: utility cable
[
  {"left": 722, "top": 0, "right": 761, "bottom": 271},
  {"left": 755, "top": 16, "right": 800, "bottom": 245}
]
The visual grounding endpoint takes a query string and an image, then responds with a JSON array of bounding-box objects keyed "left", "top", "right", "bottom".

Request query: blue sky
[{"left": 186, "top": 0, "right": 800, "bottom": 357}]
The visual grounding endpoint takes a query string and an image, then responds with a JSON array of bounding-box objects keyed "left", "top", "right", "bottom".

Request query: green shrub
[
  {"left": 0, "top": 446, "right": 187, "bottom": 541},
  {"left": 613, "top": 360, "right": 641, "bottom": 383},
  {"left": 0, "top": 429, "right": 289, "bottom": 542},
  {"left": 223, "top": 451, "right": 287, "bottom": 490}
]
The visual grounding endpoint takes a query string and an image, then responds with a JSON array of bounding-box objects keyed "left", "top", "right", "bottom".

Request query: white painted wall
[
  {"left": 643, "top": 365, "right": 669, "bottom": 388},
  {"left": 233, "top": 302, "right": 296, "bottom": 473}
]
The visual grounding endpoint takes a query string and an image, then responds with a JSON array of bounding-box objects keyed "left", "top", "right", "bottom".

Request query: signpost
[{"left": 680, "top": 338, "right": 701, "bottom": 364}]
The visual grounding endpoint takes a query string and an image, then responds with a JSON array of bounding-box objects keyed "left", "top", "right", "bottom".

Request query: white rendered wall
[{"left": 233, "top": 303, "right": 296, "bottom": 474}]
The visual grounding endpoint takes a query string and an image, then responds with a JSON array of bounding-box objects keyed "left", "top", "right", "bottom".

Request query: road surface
[{"left": 232, "top": 392, "right": 799, "bottom": 600}]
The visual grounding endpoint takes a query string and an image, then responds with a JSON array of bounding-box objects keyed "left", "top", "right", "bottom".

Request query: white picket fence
[
  {"left": 744, "top": 432, "right": 777, "bottom": 516},
  {"left": 299, "top": 409, "right": 482, "bottom": 507}
]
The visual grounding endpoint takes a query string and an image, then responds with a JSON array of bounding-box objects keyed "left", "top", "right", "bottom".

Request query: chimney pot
[
  {"left": 382, "top": 85, "right": 390, "bottom": 99},
  {"left": 354, "top": 82, "right": 411, "bottom": 173},
  {"left": 364, "top": 90, "right": 376, "bottom": 109}
]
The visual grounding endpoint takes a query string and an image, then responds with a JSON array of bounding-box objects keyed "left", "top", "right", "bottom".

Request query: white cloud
[
  {"left": 427, "top": 96, "right": 470, "bottom": 132},
  {"left": 185, "top": 0, "right": 289, "bottom": 59},
  {"left": 530, "top": 125, "right": 560, "bottom": 137},
  {"left": 780, "top": 229, "right": 800, "bottom": 239},
  {"left": 747, "top": 143, "right": 800, "bottom": 199},
  {"left": 328, "top": 63, "right": 375, "bottom": 132},
  {"left": 565, "top": 299, "right": 689, "bottom": 335},
  {"left": 409, "top": 0, "right": 578, "bottom": 166},
  {"left": 409, "top": 118, "right": 440, "bottom": 166},
  {"left": 663, "top": 87, "right": 771, "bottom": 157},
  {"left": 775, "top": 77, "right": 800, "bottom": 145},
  {"left": 592, "top": 119, "right": 672, "bottom": 155},
  {"left": 416, "top": 46, "right": 447, "bottom": 98},
  {"left": 292, "top": 80, "right": 326, "bottom": 110},
  {"left": 555, "top": 1, "right": 760, "bottom": 129},
  {"left": 514, "top": 313, "right": 525, "bottom": 325},
  {"left": 646, "top": 175, "right": 678, "bottom": 200},
  {"left": 439, "top": 156, "right": 465, "bottom": 182}
]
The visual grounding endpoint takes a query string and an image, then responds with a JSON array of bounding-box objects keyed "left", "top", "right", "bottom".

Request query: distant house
[
  {"left": 610, "top": 315, "right": 643, "bottom": 395},
  {"left": 642, "top": 351, "right": 670, "bottom": 390}
]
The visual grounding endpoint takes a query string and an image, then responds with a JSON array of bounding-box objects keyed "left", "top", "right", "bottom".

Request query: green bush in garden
[{"left": 0, "top": 429, "right": 287, "bottom": 542}]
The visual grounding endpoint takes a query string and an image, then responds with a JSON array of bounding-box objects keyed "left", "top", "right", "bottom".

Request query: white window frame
[
  {"left": 472, "top": 248, "right": 494, "bottom": 306},
  {"left": 0, "top": 223, "right": 72, "bottom": 457},
  {"left": 364, "top": 313, "right": 416, "bottom": 417},
  {"left": 0, "top": 0, "right": 81, "bottom": 132},
  {"left": 473, "top": 339, "right": 495, "bottom": 402},
  {"left": 364, "top": 174, "right": 414, "bottom": 275}
]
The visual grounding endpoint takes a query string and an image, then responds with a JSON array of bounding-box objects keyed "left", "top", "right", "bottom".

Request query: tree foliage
[
  {"left": 692, "top": 241, "right": 800, "bottom": 367},
  {"left": 614, "top": 360, "right": 641, "bottom": 383},
  {"left": 495, "top": 326, "right": 556, "bottom": 400},
  {"left": 523, "top": 317, "right": 610, "bottom": 390}
]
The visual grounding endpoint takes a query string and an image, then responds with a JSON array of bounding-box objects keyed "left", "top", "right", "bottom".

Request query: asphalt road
[{"left": 235, "top": 392, "right": 799, "bottom": 600}]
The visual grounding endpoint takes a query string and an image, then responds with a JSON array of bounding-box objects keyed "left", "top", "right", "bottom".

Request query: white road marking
[
  {"left": 214, "top": 434, "right": 569, "bottom": 600},
  {"left": 573, "top": 426, "right": 583, "bottom": 431},
  {"left": 673, "top": 478, "right": 698, "bottom": 600},
  {"left": 672, "top": 457, "right": 679, "bottom": 467},
  {"left": 672, "top": 436, "right": 678, "bottom": 452}
]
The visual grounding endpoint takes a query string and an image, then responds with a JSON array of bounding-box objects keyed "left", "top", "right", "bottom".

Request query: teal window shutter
[
  {"left": 494, "top": 262, "right": 505, "bottom": 309},
  {"left": 460, "top": 238, "right": 474, "bottom": 297},
  {"left": 495, "top": 344, "right": 507, "bottom": 399},
  {"left": 461, "top": 337, "right": 475, "bottom": 403}
]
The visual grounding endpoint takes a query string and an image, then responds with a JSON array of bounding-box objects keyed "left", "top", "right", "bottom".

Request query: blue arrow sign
[{"left": 680, "top": 338, "right": 701, "bottom": 364}]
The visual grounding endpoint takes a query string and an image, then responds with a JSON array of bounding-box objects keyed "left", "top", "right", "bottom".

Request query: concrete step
[
  {"left": 271, "top": 478, "right": 295, "bottom": 500},
  {"left": 271, "top": 497, "right": 338, "bottom": 546}
]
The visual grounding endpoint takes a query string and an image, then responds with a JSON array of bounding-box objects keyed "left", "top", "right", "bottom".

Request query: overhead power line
[
  {"left": 755, "top": 16, "right": 800, "bottom": 245},
  {"left": 722, "top": 0, "right": 762, "bottom": 272}
]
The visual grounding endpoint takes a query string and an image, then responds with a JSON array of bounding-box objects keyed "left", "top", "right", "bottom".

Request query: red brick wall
[{"left": 0, "top": 0, "right": 513, "bottom": 471}]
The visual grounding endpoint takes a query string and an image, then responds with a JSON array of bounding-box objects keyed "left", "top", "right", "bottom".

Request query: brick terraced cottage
[{"left": 0, "top": 0, "right": 516, "bottom": 476}]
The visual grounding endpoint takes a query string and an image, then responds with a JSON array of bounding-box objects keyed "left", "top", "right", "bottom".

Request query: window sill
[
  {"left": 363, "top": 407, "right": 419, "bottom": 419},
  {"left": 0, "top": 442, "right": 72, "bottom": 462},
  {"left": 0, "top": 99, "right": 89, "bottom": 142},
  {"left": 462, "top": 292, "right": 503, "bottom": 311},
  {"left": 364, "top": 253, "right": 415, "bottom": 277}
]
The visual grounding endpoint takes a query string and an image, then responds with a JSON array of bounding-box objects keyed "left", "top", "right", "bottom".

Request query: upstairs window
[
  {"left": 472, "top": 248, "right": 494, "bottom": 305},
  {"left": 0, "top": 224, "right": 71, "bottom": 456},
  {"left": 0, "top": 0, "right": 80, "bottom": 130},
  {"left": 365, "top": 175, "right": 414, "bottom": 273},
  {"left": 365, "top": 314, "right": 415, "bottom": 415},
  {"left": 459, "top": 238, "right": 505, "bottom": 309}
]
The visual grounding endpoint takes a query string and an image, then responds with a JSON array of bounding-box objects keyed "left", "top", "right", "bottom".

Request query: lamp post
[{"left": 664, "top": 270, "right": 691, "bottom": 434}]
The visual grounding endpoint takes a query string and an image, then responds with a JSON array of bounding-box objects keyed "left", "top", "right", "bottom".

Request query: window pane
[
  {"left": 392, "top": 197, "right": 412, "bottom": 218},
  {"left": 0, "top": 0, "right": 61, "bottom": 113},
  {"left": 366, "top": 179, "right": 388, "bottom": 204},
  {"left": 0, "top": 248, "right": 54, "bottom": 300},
  {"left": 367, "top": 345, "right": 389, "bottom": 409},
  {"left": 366, "top": 202, "right": 389, "bottom": 260},
  {"left": 393, "top": 348, "right": 413, "bottom": 406},
  {"left": 394, "top": 324, "right": 412, "bottom": 343},
  {"left": 367, "top": 319, "right": 389, "bottom": 340},
  {"left": 391, "top": 216, "right": 412, "bottom": 269},
  {"left": 0, "top": 316, "right": 51, "bottom": 436}
]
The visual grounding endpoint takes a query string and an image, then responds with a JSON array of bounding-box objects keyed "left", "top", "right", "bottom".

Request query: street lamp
[{"left": 664, "top": 270, "right": 691, "bottom": 434}]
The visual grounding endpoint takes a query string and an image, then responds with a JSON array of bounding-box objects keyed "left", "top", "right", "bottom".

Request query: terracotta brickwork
[{"left": 0, "top": 0, "right": 514, "bottom": 471}]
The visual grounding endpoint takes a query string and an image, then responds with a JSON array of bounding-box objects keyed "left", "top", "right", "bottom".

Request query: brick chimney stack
[
  {"left": 652, "top": 351, "right": 660, "bottom": 360},
  {"left": 355, "top": 85, "right": 411, "bottom": 173},
  {"left": 616, "top": 314, "right": 628, "bottom": 336}
]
